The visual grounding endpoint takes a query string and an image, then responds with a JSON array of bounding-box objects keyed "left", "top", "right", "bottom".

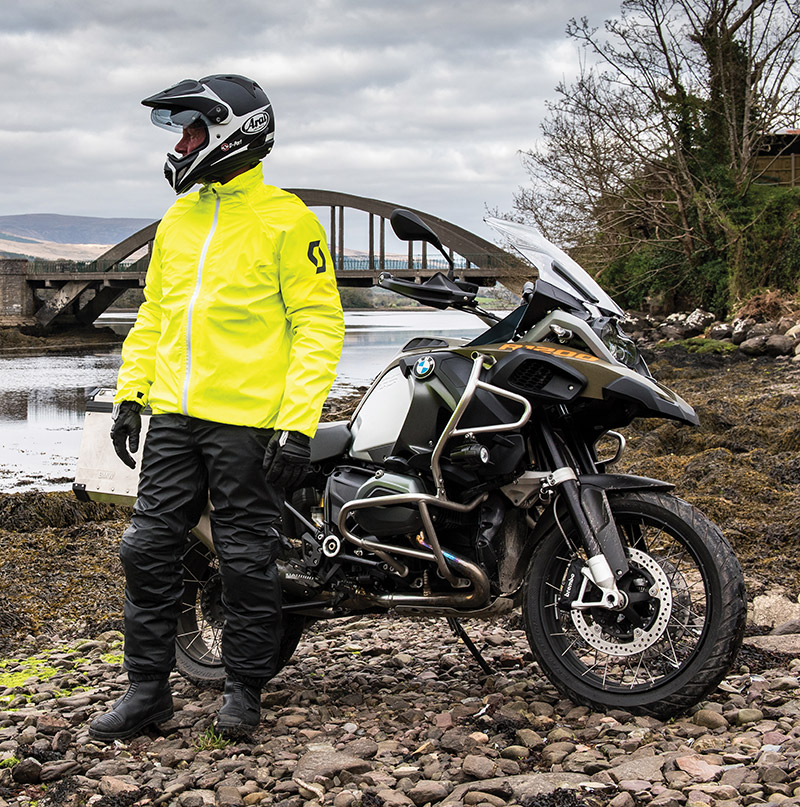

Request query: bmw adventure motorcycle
[{"left": 74, "top": 210, "right": 746, "bottom": 717}]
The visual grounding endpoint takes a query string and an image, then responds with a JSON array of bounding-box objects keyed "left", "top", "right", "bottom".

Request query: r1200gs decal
[{"left": 498, "top": 343, "right": 600, "bottom": 363}]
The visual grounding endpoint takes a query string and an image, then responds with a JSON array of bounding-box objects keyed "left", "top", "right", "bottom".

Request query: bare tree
[{"left": 517, "top": 0, "right": 800, "bottom": 302}]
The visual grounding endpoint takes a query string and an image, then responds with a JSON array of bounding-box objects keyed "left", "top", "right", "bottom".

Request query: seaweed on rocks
[
  {"left": 40, "top": 777, "right": 81, "bottom": 806},
  {"left": 94, "top": 787, "right": 160, "bottom": 807},
  {"left": 0, "top": 492, "right": 120, "bottom": 533}
]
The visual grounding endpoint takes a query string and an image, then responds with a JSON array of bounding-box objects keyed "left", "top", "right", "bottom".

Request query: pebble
[{"left": 0, "top": 616, "right": 794, "bottom": 807}]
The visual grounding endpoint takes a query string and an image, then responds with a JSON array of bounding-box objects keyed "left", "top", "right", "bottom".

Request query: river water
[{"left": 0, "top": 310, "right": 488, "bottom": 492}]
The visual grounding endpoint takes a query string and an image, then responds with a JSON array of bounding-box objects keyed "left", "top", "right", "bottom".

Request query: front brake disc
[{"left": 569, "top": 547, "right": 674, "bottom": 656}]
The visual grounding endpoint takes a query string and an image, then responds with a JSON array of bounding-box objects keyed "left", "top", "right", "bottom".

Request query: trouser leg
[
  {"left": 195, "top": 421, "right": 283, "bottom": 683},
  {"left": 119, "top": 415, "right": 207, "bottom": 679}
]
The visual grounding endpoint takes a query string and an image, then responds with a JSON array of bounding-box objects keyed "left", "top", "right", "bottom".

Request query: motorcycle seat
[{"left": 310, "top": 420, "right": 352, "bottom": 462}]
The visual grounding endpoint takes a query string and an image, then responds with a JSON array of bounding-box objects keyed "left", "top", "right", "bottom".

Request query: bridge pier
[{"left": 0, "top": 260, "right": 36, "bottom": 327}]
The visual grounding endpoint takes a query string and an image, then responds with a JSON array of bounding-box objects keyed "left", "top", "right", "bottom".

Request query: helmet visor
[{"left": 150, "top": 107, "right": 210, "bottom": 132}]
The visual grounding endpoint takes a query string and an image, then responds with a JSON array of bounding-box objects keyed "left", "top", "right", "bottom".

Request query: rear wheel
[
  {"left": 524, "top": 491, "right": 746, "bottom": 717},
  {"left": 176, "top": 538, "right": 306, "bottom": 689}
]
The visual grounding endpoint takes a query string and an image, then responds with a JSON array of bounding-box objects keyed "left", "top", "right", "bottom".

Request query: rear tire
[
  {"left": 524, "top": 491, "right": 746, "bottom": 717},
  {"left": 176, "top": 538, "right": 306, "bottom": 689}
]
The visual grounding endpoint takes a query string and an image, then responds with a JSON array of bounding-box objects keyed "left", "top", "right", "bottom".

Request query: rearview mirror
[{"left": 390, "top": 209, "right": 455, "bottom": 278}]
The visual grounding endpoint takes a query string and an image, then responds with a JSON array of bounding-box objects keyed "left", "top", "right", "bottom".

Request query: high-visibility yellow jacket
[{"left": 115, "top": 163, "right": 344, "bottom": 437}]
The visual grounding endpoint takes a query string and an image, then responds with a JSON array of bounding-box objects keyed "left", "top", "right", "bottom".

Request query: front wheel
[
  {"left": 524, "top": 491, "right": 746, "bottom": 717},
  {"left": 176, "top": 538, "right": 307, "bottom": 689}
]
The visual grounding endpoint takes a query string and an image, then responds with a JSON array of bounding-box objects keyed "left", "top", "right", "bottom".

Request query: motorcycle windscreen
[{"left": 484, "top": 217, "right": 623, "bottom": 317}]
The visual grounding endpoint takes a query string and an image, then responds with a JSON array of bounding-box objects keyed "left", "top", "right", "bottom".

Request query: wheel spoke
[{"left": 530, "top": 494, "right": 731, "bottom": 701}]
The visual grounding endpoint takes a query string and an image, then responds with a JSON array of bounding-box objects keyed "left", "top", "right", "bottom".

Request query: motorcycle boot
[
  {"left": 215, "top": 677, "right": 262, "bottom": 736},
  {"left": 88, "top": 678, "right": 173, "bottom": 741}
]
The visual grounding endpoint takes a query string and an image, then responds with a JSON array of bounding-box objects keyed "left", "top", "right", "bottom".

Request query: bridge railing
[{"left": 26, "top": 255, "right": 476, "bottom": 275}]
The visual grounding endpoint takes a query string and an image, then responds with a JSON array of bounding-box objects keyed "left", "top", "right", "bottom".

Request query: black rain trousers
[{"left": 119, "top": 414, "right": 282, "bottom": 683}]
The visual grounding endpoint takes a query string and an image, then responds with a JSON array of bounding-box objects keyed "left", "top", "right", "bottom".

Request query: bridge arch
[{"left": 26, "top": 190, "right": 527, "bottom": 328}]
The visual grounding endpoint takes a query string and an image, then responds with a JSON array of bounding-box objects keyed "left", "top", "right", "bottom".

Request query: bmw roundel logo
[{"left": 414, "top": 355, "right": 436, "bottom": 379}]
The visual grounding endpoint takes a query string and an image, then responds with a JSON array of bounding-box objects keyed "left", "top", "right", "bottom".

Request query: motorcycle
[{"left": 74, "top": 210, "right": 746, "bottom": 717}]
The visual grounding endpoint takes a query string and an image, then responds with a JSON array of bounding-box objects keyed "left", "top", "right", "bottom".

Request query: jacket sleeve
[
  {"left": 114, "top": 235, "right": 163, "bottom": 407},
  {"left": 275, "top": 211, "right": 345, "bottom": 436}
]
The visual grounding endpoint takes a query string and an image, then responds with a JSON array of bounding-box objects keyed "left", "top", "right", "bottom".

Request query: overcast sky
[{"left": 0, "top": 0, "right": 622, "bottom": 246}]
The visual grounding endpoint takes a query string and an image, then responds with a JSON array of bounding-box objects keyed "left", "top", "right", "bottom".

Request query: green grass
[
  {"left": 662, "top": 337, "right": 738, "bottom": 355},
  {"left": 194, "top": 728, "right": 231, "bottom": 751}
]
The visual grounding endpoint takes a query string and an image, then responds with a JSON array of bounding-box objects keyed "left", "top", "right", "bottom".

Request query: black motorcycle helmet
[{"left": 142, "top": 74, "right": 275, "bottom": 194}]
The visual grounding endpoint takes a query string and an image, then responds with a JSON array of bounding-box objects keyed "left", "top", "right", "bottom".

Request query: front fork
[{"left": 538, "top": 422, "right": 630, "bottom": 610}]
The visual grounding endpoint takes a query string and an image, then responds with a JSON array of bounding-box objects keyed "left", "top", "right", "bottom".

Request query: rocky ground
[
  {"left": 0, "top": 339, "right": 799, "bottom": 805},
  {"left": 0, "top": 326, "right": 122, "bottom": 353}
]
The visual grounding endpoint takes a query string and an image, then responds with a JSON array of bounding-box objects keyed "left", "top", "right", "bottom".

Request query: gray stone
[
  {"left": 99, "top": 776, "right": 140, "bottom": 797},
  {"left": 179, "top": 791, "right": 216, "bottom": 807},
  {"left": 376, "top": 789, "right": 415, "bottom": 806},
  {"left": 39, "top": 759, "right": 81, "bottom": 782},
  {"left": 333, "top": 792, "right": 359, "bottom": 807},
  {"left": 675, "top": 755, "right": 722, "bottom": 782},
  {"left": 739, "top": 335, "right": 770, "bottom": 356},
  {"left": 747, "top": 634, "right": 800, "bottom": 654},
  {"left": 765, "top": 334, "right": 795, "bottom": 356},
  {"left": 736, "top": 708, "right": 765, "bottom": 725},
  {"left": 216, "top": 785, "right": 245, "bottom": 806},
  {"left": 659, "top": 325, "right": 687, "bottom": 341},
  {"left": 751, "top": 589, "right": 800, "bottom": 638},
  {"left": 541, "top": 740, "right": 576, "bottom": 765},
  {"left": 293, "top": 750, "right": 373, "bottom": 781},
  {"left": 343, "top": 738, "right": 379, "bottom": 759},
  {"left": 771, "top": 619, "right": 800, "bottom": 635},
  {"left": 771, "top": 676, "right": 800, "bottom": 690},
  {"left": 501, "top": 745, "right": 529, "bottom": 760},
  {"left": 732, "top": 317, "right": 756, "bottom": 344},
  {"left": 463, "top": 792, "right": 507, "bottom": 807},
  {"left": 749, "top": 321, "right": 778, "bottom": 338},
  {"left": 608, "top": 754, "right": 668, "bottom": 783},
  {"left": 85, "top": 758, "right": 135, "bottom": 779},
  {"left": 407, "top": 780, "right": 451, "bottom": 805},
  {"left": 693, "top": 709, "right": 729, "bottom": 730},
  {"left": 708, "top": 323, "right": 733, "bottom": 340},
  {"left": 685, "top": 308, "right": 716, "bottom": 335},
  {"left": 11, "top": 757, "right": 41, "bottom": 784},
  {"left": 650, "top": 788, "right": 687, "bottom": 807},
  {"left": 443, "top": 773, "right": 592, "bottom": 805},
  {"left": 461, "top": 754, "right": 497, "bottom": 779},
  {"left": 515, "top": 729, "right": 545, "bottom": 749}
]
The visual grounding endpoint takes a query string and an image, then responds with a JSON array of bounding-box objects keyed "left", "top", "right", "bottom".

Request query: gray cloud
[{"left": 0, "top": 0, "right": 622, "bottom": 244}]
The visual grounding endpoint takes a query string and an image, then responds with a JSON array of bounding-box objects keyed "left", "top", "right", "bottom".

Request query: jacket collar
[{"left": 200, "top": 162, "right": 264, "bottom": 198}]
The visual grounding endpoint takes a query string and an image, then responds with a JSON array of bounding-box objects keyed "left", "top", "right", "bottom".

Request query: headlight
[{"left": 601, "top": 322, "right": 640, "bottom": 369}]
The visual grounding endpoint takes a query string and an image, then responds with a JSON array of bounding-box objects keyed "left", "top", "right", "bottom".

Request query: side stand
[{"left": 446, "top": 617, "right": 493, "bottom": 675}]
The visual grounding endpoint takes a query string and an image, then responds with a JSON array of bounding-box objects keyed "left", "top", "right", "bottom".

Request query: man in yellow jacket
[{"left": 89, "top": 74, "right": 344, "bottom": 740}]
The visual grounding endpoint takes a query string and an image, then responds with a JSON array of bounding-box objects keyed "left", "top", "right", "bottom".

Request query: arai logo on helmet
[
  {"left": 413, "top": 356, "right": 435, "bottom": 379},
  {"left": 242, "top": 111, "right": 270, "bottom": 134}
]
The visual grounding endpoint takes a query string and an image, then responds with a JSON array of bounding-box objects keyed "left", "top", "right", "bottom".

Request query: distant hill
[{"left": 0, "top": 214, "right": 156, "bottom": 246}]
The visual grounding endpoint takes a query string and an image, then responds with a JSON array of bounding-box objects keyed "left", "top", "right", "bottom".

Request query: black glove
[
  {"left": 263, "top": 430, "right": 311, "bottom": 489},
  {"left": 110, "top": 401, "right": 143, "bottom": 469}
]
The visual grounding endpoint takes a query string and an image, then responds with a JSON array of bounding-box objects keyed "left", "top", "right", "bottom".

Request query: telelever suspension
[{"left": 537, "top": 419, "right": 630, "bottom": 610}]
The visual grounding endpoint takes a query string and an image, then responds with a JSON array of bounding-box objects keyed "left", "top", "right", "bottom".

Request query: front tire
[
  {"left": 524, "top": 491, "right": 746, "bottom": 717},
  {"left": 176, "top": 538, "right": 306, "bottom": 689}
]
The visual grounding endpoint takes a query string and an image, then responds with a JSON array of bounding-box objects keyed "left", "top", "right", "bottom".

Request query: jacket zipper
[{"left": 182, "top": 193, "right": 220, "bottom": 415}]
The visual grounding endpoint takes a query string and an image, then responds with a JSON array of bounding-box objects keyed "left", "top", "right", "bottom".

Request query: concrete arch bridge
[{"left": 1, "top": 190, "right": 528, "bottom": 329}]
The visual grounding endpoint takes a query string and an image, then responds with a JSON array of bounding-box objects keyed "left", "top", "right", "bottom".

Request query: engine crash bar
[{"left": 337, "top": 352, "right": 533, "bottom": 589}]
